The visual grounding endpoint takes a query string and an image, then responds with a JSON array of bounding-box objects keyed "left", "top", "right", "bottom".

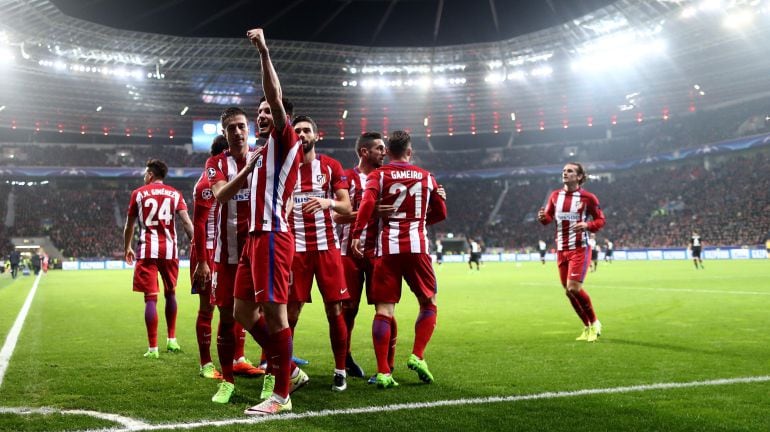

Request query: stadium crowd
[{"left": 0, "top": 96, "right": 769, "bottom": 258}]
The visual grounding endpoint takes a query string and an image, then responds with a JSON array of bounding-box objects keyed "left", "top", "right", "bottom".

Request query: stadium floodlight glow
[
  {"left": 342, "top": 109, "right": 348, "bottom": 119},
  {"left": 96, "top": 106, "right": 103, "bottom": 112},
  {"left": 487, "top": 60, "right": 503, "bottom": 70},
  {"left": 484, "top": 72, "right": 506, "bottom": 84},
  {"left": 571, "top": 38, "right": 667, "bottom": 73},
  {"left": 510, "top": 112, "right": 516, "bottom": 121},
  {"left": 0, "top": 47, "right": 15, "bottom": 64},
  {"left": 507, "top": 70, "right": 526, "bottom": 81},
  {"left": 530, "top": 65, "right": 553, "bottom": 77},
  {"left": 723, "top": 9, "right": 755, "bottom": 29},
  {"left": 693, "top": 84, "right": 701, "bottom": 90},
  {"left": 424, "top": 117, "right": 429, "bottom": 127},
  {"left": 699, "top": 0, "right": 723, "bottom": 12},
  {"left": 680, "top": 6, "right": 698, "bottom": 19},
  {"left": 180, "top": 106, "right": 189, "bottom": 116}
]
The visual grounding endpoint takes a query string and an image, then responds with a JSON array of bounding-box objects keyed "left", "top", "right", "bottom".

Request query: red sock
[
  {"left": 269, "top": 327, "right": 293, "bottom": 398},
  {"left": 372, "top": 314, "right": 392, "bottom": 374},
  {"left": 328, "top": 312, "right": 348, "bottom": 370},
  {"left": 144, "top": 298, "right": 158, "bottom": 348},
  {"left": 196, "top": 309, "right": 213, "bottom": 365},
  {"left": 566, "top": 291, "right": 590, "bottom": 326},
  {"left": 575, "top": 289, "right": 597, "bottom": 324},
  {"left": 388, "top": 317, "right": 398, "bottom": 372},
  {"left": 163, "top": 293, "right": 177, "bottom": 339},
  {"left": 412, "top": 304, "right": 437, "bottom": 359},
  {"left": 247, "top": 315, "right": 270, "bottom": 349},
  {"left": 233, "top": 321, "right": 246, "bottom": 361},
  {"left": 343, "top": 303, "right": 359, "bottom": 354},
  {"left": 217, "top": 320, "right": 235, "bottom": 383}
]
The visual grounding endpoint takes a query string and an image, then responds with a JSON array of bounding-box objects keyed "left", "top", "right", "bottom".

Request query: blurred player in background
[
  {"left": 124, "top": 159, "right": 194, "bottom": 358},
  {"left": 588, "top": 234, "right": 599, "bottom": 272},
  {"left": 334, "top": 131, "right": 389, "bottom": 382},
  {"left": 351, "top": 130, "right": 447, "bottom": 389},
  {"left": 538, "top": 162, "right": 606, "bottom": 342},
  {"left": 689, "top": 230, "right": 704, "bottom": 269},
  {"left": 435, "top": 239, "right": 444, "bottom": 266},
  {"left": 286, "top": 114, "right": 353, "bottom": 392},
  {"left": 468, "top": 239, "right": 481, "bottom": 271},
  {"left": 538, "top": 239, "right": 547, "bottom": 265},
  {"left": 604, "top": 238, "right": 614, "bottom": 263}
]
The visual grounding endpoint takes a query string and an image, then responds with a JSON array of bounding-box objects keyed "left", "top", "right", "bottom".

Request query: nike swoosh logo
[
  {"left": 340, "top": 288, "right": 348, "bottom": 294},
  {"left": 256, "top": 289, "right": 264, "bottom": 296},
  {"left": 570, "top": 273, "right": 580, "bottom": 277}
]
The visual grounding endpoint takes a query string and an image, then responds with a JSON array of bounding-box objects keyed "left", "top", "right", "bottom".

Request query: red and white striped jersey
[
  {"left": 289, "top": 154, "right": 348, "bottom": 252},
  {"left": 205, "top": 149, "right": 255, "bottom": 264},
  {"left": 127, "top": 182, "right": 187, "bottom": 260},
  {"left": 248, "top": 122, "right": 303, "bottom": 233},
  {"left": 352, "top": 161, "right": 447, "bottom": 256},
  {"left": 541, "top": 188, "right": 606, "bottom": 251},
  {"left": 192, "top": 171, "right": 217, "bottom": 252},
  {"left": 337, "top": 167, "right": 380, "bottom": 257}
]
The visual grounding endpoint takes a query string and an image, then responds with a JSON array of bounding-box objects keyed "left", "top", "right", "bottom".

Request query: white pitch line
[
  {"left": 596, "top": 286, "right": 770, "bottom": 296},
  {"left": 0, "top": 272, "right": 43, "bottom": 388},
  {"left": 4, "top": 374, "right": 768, "bottom": 432}
]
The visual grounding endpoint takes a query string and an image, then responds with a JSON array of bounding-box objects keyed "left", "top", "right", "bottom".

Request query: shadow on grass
[{"left": 607, "top": 338, "right": 720, "bottom": 356}]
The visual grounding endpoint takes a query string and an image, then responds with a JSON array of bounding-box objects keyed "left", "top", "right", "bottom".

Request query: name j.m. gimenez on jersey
[
  {"left": 138, "top": 189, "right": 179, "bottom": 199},
  {"left": 391, "top": 170, "right": 423, "bottom": 180}
]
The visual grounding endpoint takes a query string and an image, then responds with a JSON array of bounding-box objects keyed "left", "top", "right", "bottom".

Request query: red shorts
[
  {"left": 557, "top": 247, "right": 591, "bottom": 286},
  {"left": 234, "top": 231, "right": 294, "bottom": 304},
  {"left": 289, "top": 249, "right": 349, "bottom": 303},
  {"left": 189, "top": 244, "right": 213, "bottom": 295},
  {"left": 370, "top": 253, "right": 436, "bottom": 304},
  {"left": 341, "top": 254, "right": 373, "bottom": 305},
  {"left": 133, "top": 258, "right": 179, "bottom": 297},
  {"left": 211, "top": 262, "right": 238, "bottom": 307}
]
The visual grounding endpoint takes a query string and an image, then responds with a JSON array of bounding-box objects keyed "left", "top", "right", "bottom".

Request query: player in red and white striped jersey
[
  {"left": 233, "top": 28, "right": 307, "bottom": 416},
  {"left": 538, "top": 162, "right": 606, "bottom": 342},
  {"left": 190, "top": 135, "right": 229, "bottom": 379},
  {"left": 286, "top": 115, "right": 352, "bottom": 391},
  {"left": 333, "top": 131, "right": 387, "bottom": 380},
  {"left": 351, "top": 130, "right": 447, "bottom": 388},
  {"left": 204, "top": 108, "right": 266, "bottom": 403},
  {"left": 124, "top": 159, "right": 193, "bottom": 359}
]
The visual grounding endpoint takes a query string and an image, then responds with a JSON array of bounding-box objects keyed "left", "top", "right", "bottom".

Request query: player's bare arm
[
  {"left": 178, "top": 209, "right": 194, "bottom": 241},
  {"left": 248, "top": 28, "right": 286, "bottom": 133},
  {"left": 123, "top": 213, "right": 137, "bottom": 265},
  {"left": 211, "top": 153, "right": 259, "bottom": 204},
  {"left": 302, "top": 189, "right": 351, "bottom": 215}
]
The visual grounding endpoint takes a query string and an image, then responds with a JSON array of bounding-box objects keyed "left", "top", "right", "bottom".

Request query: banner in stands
[{"left": 61, "top": 250, "right": 766, "bottom": 270}]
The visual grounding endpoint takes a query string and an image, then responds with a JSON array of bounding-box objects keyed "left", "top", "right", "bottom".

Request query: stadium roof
[
  {"left": 1, "top": 0, "right": 769, "bottom": 143},
  {"left": 49, "top": 0, "right": 618, "bottom": 48}
]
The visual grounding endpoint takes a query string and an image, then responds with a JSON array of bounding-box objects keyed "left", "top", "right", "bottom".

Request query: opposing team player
[
  {"left": 351, "top": 130, "right": 447, "bottom": 389},
  {"left": 689, "top": 230, "right": 704, "bottom": 269},
  {"left": 537, "top": 162, "right": 606, "bottom": 342},
  {"left": 333, "top": 131, "right": 388, "bottom": 380},
  {"left": 124, "top": 159, "right": 194, "bottom": 359},
  {"left": 286, "top": 114, "right": 353, "bottom": 391},
  {"left": 204, "top": 108, "right": 265, "bottom": 404}
]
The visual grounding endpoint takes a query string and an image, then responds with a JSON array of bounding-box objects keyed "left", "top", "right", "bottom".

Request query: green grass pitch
[{"left": 0, "top": 260, "right": 769, "bottom": 431}]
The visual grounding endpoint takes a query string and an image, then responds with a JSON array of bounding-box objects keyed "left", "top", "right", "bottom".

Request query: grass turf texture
[{"left": 0, "top": 260, "right": 768, "bottom": 431}]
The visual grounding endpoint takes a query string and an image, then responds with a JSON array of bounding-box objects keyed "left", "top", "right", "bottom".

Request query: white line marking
[
  {"left": 596, "top": 286, "right": 770, "bottom": 296},
  {"left": 2, "top": 375, "right": 768, "bottom": 432},
  {"left": 0, "top": 272, "right": 43, "bottom": 388}
]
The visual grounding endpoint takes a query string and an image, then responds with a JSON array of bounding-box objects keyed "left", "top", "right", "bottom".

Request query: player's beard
[{"left": 303, "top": 140, "right": 316, "bottom": 154}]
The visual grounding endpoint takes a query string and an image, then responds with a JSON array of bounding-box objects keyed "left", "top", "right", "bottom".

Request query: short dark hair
[
  {"left": 356, "top": 131, "right": 383, "bottom": 156},
  {"left": 292, "top": 115, "right": 317, "bottom": 134},
  {"left": 220, "top": 107, "right": 248, "bottom": 127},
  {"left": 211, "top": 135, "right": 228, "bottom": 156},
  {"left": 566, "top": 161, "right": 587, "bottom": 185},
  {"left": 146, "top": 159, "right": 168, "bottom": 179},
  {"left": 258, "top": 96, "right": 294, "bottom": 118},
  {"left": 387, "top": 130, "right": 411, "bottom": 158}
]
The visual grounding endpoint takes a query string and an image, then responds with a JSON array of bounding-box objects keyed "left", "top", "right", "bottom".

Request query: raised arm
[{"left": 247, "top": 28, "right": 286, "bottom": 133}]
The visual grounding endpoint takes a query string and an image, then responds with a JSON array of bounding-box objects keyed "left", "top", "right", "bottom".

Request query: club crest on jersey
[
  {"left": 575, "top": 201, "right": 584, "bottom": 212},
  {"left": 207, "top": 167, "right": 216, "bottom": 180},
  {"left": 316, "top": 174, "right": 327, "bottom": 184},
  {"left": 256, "top": 155, "right": 263, "bottom": 169},
  {"left": 202, "top": 189, "right": 213, "bottom": 200}
]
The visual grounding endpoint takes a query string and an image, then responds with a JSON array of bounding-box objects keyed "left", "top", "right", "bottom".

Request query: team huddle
[{"left": 123, "top": 29, "right": 609, "bottom": 417}]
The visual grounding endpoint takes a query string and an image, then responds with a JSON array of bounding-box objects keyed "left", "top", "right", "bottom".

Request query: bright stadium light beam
[
  {"left": 180, "top": 106, "right": 189, "bottom": 116},
  {"left": 723, "top": 9, "right": 755, "bottom": 29}
]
